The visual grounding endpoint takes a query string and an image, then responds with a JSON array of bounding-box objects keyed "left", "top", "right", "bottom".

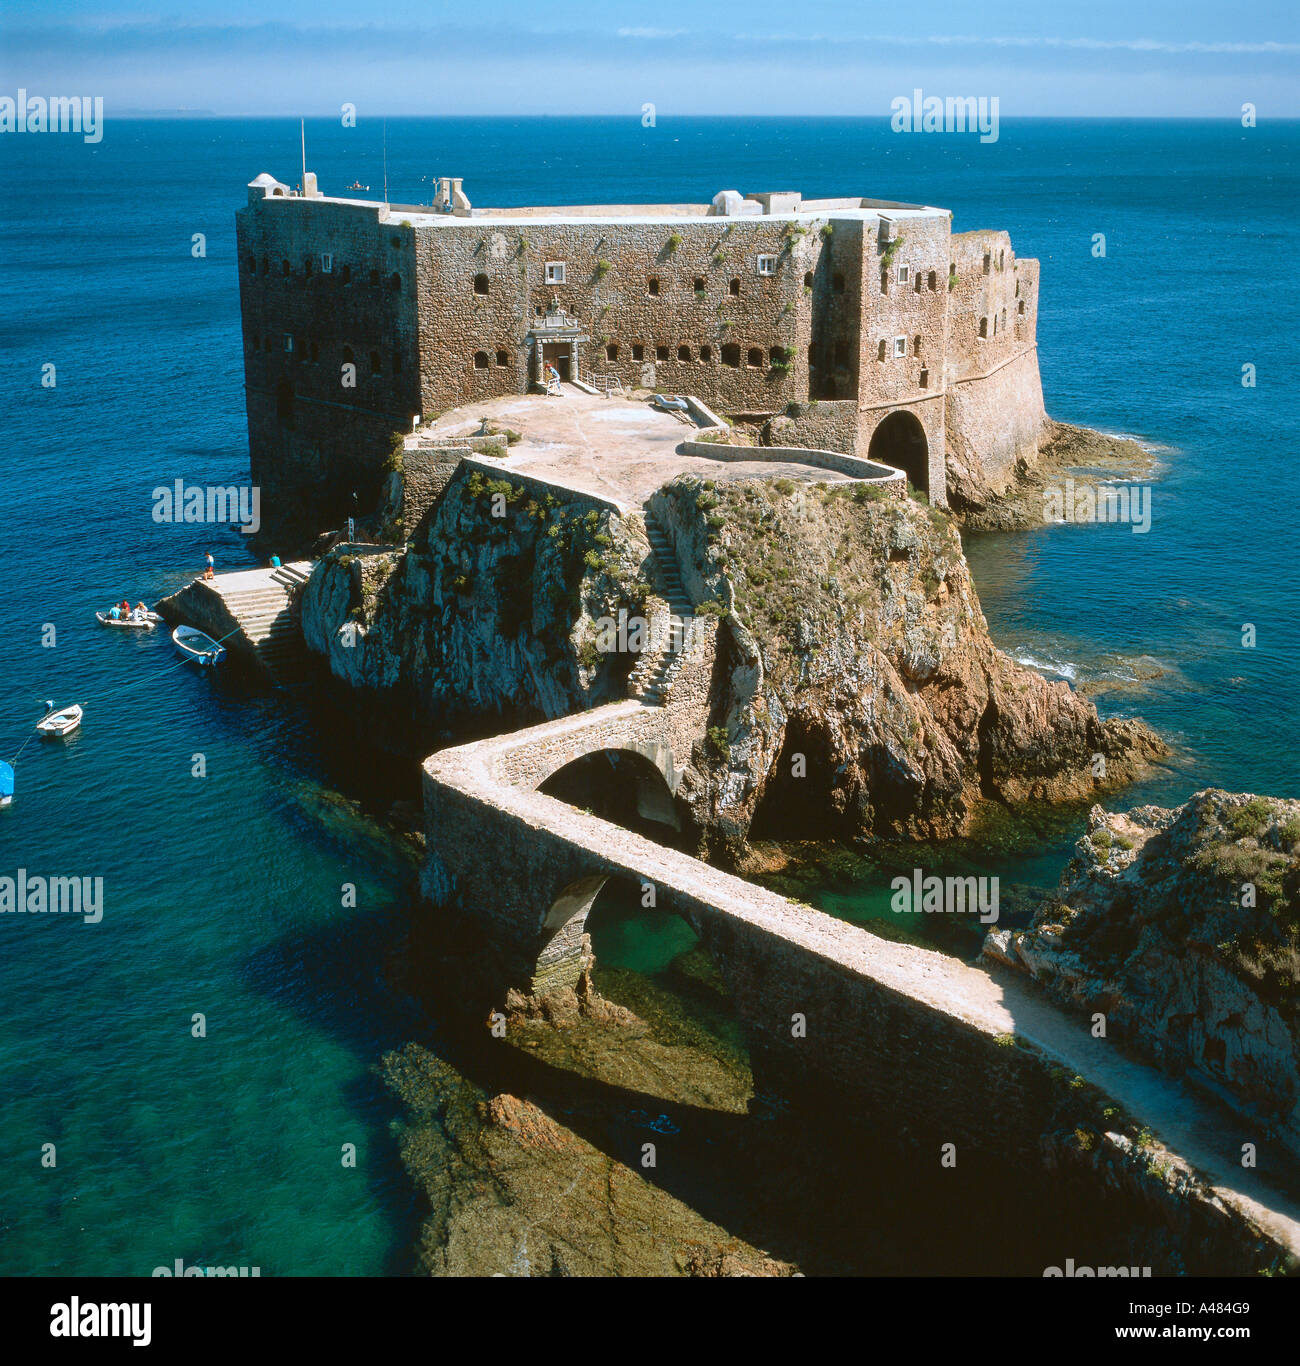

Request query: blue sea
[{"left": 1, "top": 117, "right": 1297, "bottom": 1275}]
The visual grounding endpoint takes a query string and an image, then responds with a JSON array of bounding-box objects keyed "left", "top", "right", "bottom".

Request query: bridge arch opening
[
  {"left": 538, "top": 747, "right": 682, "bottom": 837},
  {"left": 868, "top": 410, "right": 929, "bottom": 496},
  {"left": 534, "top": 873, "right": 747, "bottom": 1075}
]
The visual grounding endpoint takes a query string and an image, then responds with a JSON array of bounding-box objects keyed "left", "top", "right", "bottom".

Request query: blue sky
[{"left": 3, "top": 0, "right": 1298, "bottom": 116}]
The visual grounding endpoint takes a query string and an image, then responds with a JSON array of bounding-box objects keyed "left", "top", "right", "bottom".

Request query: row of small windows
[
  {"left": 981, "top": 250, "right": 1006, "bottom": 274},
  {"left": 881, "top": 264, "right": 941, "bottom": 295},
  {"left": 475, "top": 267, "right": 852, "bottom": 303},
  {"left": 469, "top": 342, "right": 797, "bottom": 370},
  {"left": 976, "top": 305, "right": 1023, "bottom": 338},
  {"left": 246, "top": 254, "right": 400, "bottom": 291},
  {"left": 249, "top": 332, "right": 401, "bottom": 374},
  {"left": 597, "top": 342, "right": 793, "bottom": 368},
  {"left": 529, "top": 257, "right": 786, "bottom": 297}
]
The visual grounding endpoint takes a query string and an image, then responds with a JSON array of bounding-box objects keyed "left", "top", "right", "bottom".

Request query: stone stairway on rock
[
  {"left": 628, "top": 516, "right": 696, "bottom": 706},
  {"left": 209, "top": 560, "right": 312, "bottom": 683}
]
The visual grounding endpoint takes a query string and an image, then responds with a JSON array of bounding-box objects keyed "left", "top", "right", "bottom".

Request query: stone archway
[
  {"left": 538, "top": 747, "right": 681, "bottom": 835},
  {"left": 868, "top": 410, "right": 929, "bottom": 495},
  {"left": 535, "top": 873, "right": 609, "bottom": 993}
]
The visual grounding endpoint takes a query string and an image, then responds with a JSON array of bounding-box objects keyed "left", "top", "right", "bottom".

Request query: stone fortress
[
  {"left": 211, "top": 171, "right": 1300, "bottom": 1270},
  {"left": 236, "top": 171, "right": 1045, "bottom": 528}
]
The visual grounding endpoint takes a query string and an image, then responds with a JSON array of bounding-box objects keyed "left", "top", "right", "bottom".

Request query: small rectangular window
[
  {"left": 892, "top": 336, "right": 906, "bottom": 359},
  {"left": 283, "top": 334, "right": 295, "bottom": 353},
  {"left": 320, "top": 253, "right": 333, "bottom": 274},
  {"left": 632, "top": 343, "right": 645, "bottom": 361},
  {"left": 897, "top": 263, "right": 909, "bottom": 284},
  {"left": 756, "top": 254, "right": 778, "bottom": 276},
  {"left": 545, "top": 261, "right": 566, "bottom": 284}
]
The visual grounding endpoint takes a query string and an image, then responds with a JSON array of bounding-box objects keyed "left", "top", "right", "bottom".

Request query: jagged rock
[
  {"left": 300, "top": 465, "right": 651, "bottom": 729},
  {"left": 302, "top": 455, "right": 1166, "bottom": 847},
  {"left": 948, "top": 419, "right": 1160, "bottom": 531},
  {"left": 481, "top": 1094, "right": 573, "bottom": 1152},
  {"left": 983, "top": 790, "right": 1300, "bottom": 1151},
  {"left": 651, "top": 475, "right": 1167, "bottom": 844}
]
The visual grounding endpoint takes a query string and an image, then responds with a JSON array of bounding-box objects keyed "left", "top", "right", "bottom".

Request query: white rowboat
[
  {"left": 172, "top": 625, "right": 227, "bottom": 667},
  {"left": 36, "top": 705, "right": 83, "bottom": 738}
]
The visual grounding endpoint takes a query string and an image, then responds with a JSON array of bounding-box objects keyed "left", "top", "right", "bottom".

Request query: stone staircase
[
  {"left": 209, "top": 560, "right": 312, "bottom": 683},
  {"left": 628, "top": 516, "right": 696, "bottom": 706}
]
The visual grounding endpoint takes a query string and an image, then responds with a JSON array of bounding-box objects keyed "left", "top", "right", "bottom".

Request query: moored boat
[
  {"left": 36, "top": 704, "right": 83, "bottom": 738},
  {"left": 0, "top": 761, "right": 13, "bottom": 807},
  {"left": 172, "top": 625, "right": 227, "bottom": 667}
]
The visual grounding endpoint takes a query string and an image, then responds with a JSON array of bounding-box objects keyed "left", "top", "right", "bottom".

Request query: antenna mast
[
  {"left": 300, "top": 118, "right": 306, "bottom": 191},
  {"left": 383, "top": 119, "right": 389, "bottom": 208}
]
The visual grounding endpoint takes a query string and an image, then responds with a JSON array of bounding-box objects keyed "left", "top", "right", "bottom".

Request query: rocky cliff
[
  {"left": 650, "top": 474, "right": 1166, "bottom": 848},
  {"left": 947, "top": 420, "right": 1161, "bottom": 531},
  {"left": 301, "top": 459, "right": 1166, "bottom": 848},
  {"left": 301, "top": 465, "right": 655, "bottom": 735},
  {"left": 984, "top": 790, "right": 1300, "bottom": 1151}
]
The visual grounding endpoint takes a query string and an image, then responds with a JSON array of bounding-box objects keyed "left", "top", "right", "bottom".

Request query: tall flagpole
[{"left": 300, "top": 118, "right": 306, "bottom": 191}]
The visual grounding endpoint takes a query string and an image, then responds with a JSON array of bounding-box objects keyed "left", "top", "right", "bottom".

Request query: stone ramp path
[
  {"left": 426, "top": 700, "right": 1300, "bottom": 1260},
  {"left": 986, "top": 966, "right": 1300, "bottom": 1258}
]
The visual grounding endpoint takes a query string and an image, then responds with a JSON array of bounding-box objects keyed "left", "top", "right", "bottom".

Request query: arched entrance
[{"left": 868, "top": 410, "right": 929, "bottom": 495}]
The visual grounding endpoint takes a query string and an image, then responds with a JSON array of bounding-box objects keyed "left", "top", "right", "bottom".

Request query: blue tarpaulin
[{"left": 0, "top": 761, "right": 13, "bottom": 801}]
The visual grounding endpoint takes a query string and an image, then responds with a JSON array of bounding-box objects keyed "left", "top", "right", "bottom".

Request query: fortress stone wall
[{"left": 236, "top": 175, "right": 1049, "bottom": 527}]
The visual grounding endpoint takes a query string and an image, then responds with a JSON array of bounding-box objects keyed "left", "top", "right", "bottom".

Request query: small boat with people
[
  {"left": 97, "top": 611, "right": 156, "bottom": 629},
  {"left": 36, "top": 702, "right": 84, "bottom": 739},
  {"left": 98, "top": 600, "right": 159, "bottom": 628},
  {"left": 172, "top": 625, "right": 227, "bottom": 667}
]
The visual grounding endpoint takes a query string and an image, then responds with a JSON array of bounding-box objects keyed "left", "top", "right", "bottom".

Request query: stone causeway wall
[{"left": 419, "top": 674, "right": 1300, "bottom": 1260}]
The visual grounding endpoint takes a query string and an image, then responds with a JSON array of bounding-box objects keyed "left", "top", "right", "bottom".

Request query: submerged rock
[
  {"left": 983, "top": 790, "right": 1300, "bottom": 1151},
  {"left": 383, "top": 983, "right": 796, "bottom": 1278}
]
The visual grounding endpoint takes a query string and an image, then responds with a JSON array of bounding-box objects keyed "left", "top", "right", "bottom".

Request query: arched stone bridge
[{"left": 420, "top": 629, "right": 1300, "bottom": 1260}]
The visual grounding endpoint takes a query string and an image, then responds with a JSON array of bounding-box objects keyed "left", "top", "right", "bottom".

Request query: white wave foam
[{"left": 1011, "top": 650, "right": 1078, "bottom": 681}]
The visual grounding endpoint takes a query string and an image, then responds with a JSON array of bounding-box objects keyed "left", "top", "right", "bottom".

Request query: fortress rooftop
[{"left": 246, "top": 172, "right": 946, "bottom": 226}]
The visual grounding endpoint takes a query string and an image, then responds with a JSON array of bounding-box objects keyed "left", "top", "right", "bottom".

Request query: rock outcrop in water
[
  {"left": 650, "top": 475, "right": 1167, "bottom": 848},
  {"left": 946, "top": 420, "right": 1161, "bottom": 532},
  {"left": 301, "top": 461, "right": 1167, "bottom": 848},
  {"left": 984, "top": 790, "right": 1300, "bottom": 1151}
]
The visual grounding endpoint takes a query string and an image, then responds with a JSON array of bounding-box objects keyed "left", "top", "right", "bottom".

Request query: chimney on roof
[
  {"left": 450, "top": 178, "right": 471, "bottom": 215},
  {"left": 435, "top": 177, "right": 451, "bottom": 212}
]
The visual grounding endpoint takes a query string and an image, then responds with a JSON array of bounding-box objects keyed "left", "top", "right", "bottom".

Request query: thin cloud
[{"left": 730, "top": 32, "right": 1300, "bottom": 55}]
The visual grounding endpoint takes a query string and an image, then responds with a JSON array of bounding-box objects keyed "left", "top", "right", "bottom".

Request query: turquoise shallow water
[{"left": 1, "top": 117, "right": 1297, "bottom": 1274}]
